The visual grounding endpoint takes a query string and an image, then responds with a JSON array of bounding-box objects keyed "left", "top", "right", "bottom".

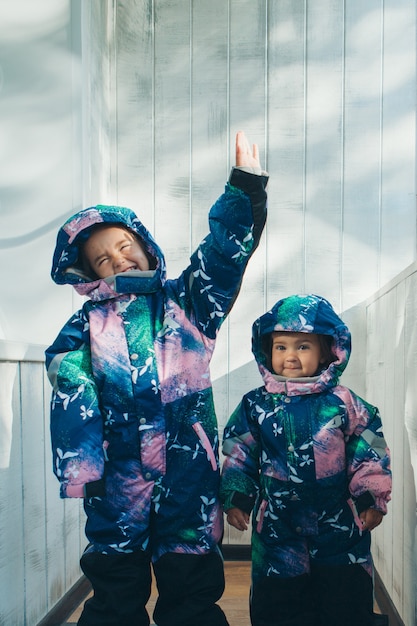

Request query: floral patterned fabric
[
  {"left": 220, "top": 294, "right": 391, "bottom": 581},
  {"left": 45, "top": 169, "right": 268, "bottom": 559}
]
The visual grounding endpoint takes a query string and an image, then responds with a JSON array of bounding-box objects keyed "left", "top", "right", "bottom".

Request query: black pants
[
  {"left": 250, "top": 564, "right": 375, "bottom": 626},
  {"left": 78, "top": 548, "right": 229, "bottom": 626},
  {"left": 78, "top": 550, "right": 152, "bottom": 626},
  {"left": 153, "top": 551, "right": 229, "bottom": 626}
]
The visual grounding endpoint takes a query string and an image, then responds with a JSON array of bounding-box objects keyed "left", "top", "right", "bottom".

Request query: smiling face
[
  {"left": 83, "top": 225, "right": 151, "bottom": 279},
  {"left": 271, "top": 331, "right": 325, "bottom": 378}
]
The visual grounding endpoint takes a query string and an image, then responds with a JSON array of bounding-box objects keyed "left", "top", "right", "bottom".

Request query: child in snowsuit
[
  {"left": 45, "top": 132, "right": 268, "bottom": 626},
  {"left": 220, "top": 294, "right": 391, "bottom": 626}
]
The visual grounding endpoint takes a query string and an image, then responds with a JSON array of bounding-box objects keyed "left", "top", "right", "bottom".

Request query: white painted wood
[
  {"left": 303, "top": 0, "right": 344, "bottom": 303},
  {"left": 1, "top": 0, "right": 417, "bottom": 623},
  {"left": 226, "top": 0, "right": 268, "bottom": 419},
  {"left": 0, "top": 0, "right": 84, "bottom": 346},
  {"left": 267, "top": 0, "right": 307, "bottom": 302},
  {"left": 342, "top": 0, "right": 382, "bottom": 311},
  {"left": 0, "top": 355, "right": 87, "bottom": 626},
  {"left": 20, "top": 362, "right": 48, "bottom": 624},
  {"left": 379, "top": 0, "right": 416, "bottom": 286},
  {"left": 360, "top": 264, "right": 417, "bottom": 626},
  {"left": 152, "top": 0, "right": 192, "bottom": 279},
  {"left": 0, "top": 362, "right": 25, "bottom": 625},
  {"left": 113, "top": 0, "right": 156, "bottom": 224}
]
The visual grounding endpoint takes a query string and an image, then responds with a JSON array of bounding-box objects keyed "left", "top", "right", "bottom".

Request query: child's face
[
  {"left": 271, "top": 332, "right": 325, "bottom": 378},
  {"left": 83, "top": 226, "right": 150, "bottom": 278}
]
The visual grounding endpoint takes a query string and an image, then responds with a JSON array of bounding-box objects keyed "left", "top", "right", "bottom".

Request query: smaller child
[{"left": 220, "top": 294, "right": 391, "bottom": 626}]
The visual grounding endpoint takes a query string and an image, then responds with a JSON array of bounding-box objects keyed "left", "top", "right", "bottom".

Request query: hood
[
  {"left": 252, "top": 294, "right": 351, "bottom": 395},
  {"left": 51, "top": 205, "right": 166, "bottom": 300}
]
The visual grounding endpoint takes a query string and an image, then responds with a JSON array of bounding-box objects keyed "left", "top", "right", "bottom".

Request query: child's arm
[
  {"left": 220, "top": 395, "right": 260, "bottom": 515},
  {"left": 183, "top": 131, "right": 268, "bottom": 337},
  {"left": 343, "top": 390, "right": 392, "bottom": 515},
  {"left": 226, "top": 507, "right": 250, "bottom": 532},
  {"left": 45, "top": 307, "right": 105, "bottom": 499}
]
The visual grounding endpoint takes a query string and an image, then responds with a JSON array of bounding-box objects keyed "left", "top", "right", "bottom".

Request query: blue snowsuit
[
  {"left": 45, "top": 167, "right": 268, "bottom": 626},
  {"left": 220, "top": 294, "right": 392, "bottom": 626}
]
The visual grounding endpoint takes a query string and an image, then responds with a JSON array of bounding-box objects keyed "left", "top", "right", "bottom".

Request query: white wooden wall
[
  {"left": 95, "top": 0, "right": 416, "bottom": 434},
  {"left": 365, "top": 265, "right": 417, "bottom": 626},
  {"left": 0, "top": 343, "right": 85, "bottom": 626},
  {"left": 342, "top": 264, "right": 417, "bottom": 626},
  {"left": 1, "top": 0, "right": 416, "bottom": 623}
]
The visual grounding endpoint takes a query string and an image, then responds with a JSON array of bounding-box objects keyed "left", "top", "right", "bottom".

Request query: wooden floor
[
  {"left": 63, "top": 561, "right": 252, "bottom": 626},
  {"left": 61, "top": 559, "right": 388, "bottom": 626}
]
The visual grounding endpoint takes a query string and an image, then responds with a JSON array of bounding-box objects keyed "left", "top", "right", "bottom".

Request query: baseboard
[
  {"left": 36, "top": 577, "right": 91, "bottom": 626},
  {"left": 374, "top": 569, "right": 405, "bottom": 626},
  {"left": 221, "top": 543, "right": 251, "bottom": 561}
]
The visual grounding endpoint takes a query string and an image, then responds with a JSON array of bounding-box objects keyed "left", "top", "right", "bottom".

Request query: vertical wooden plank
[
  {"left": 20, "top": 362, "right": 48, "bottom": 625},
  {"left": 366, "top": 270, "right": 417, "bottom": 626},
  {"left": 339, "top": 302, "right": 367, "bottom": 399},
  {"left": 267, "top": 0, "right": 306, "bottom": 301},
  {"left": 390, "top": 282, "right": 406, "bottom": 612},
  {"left": 153, "top": 0, "right": 192, "bottom": 279},
  {"left": 380, "top": 0, "right": 416, "bottom": 286},
  {"left": 366, "top": 295, "right": 391, "bottom": 585},
  {"left": 82, "top": 0, "right": 117, "bottom": 206},
  {"left": 400, "top": 428, "right": 416, "bottom": 626},
  {"left": 227, "top": 0, "right": 268, "bottom": 418},
  {"left": 403, "top": 271, "right": 417, "bottom": 626},
  {"left": 229, "top": 0, "right": 267, "bottom": 143},
  {"left": 190, "top": 0, "right": 229, "bottom": 245},
  {"left": 190, "top": 0, "right": 230, "bottom": 446},
  {"left": 44, "top": 366, "right": 66, "bottom": 612},
  {"left": 44, "top": 369, "right": 86, "bottom": 612},
  {"left": 115, "top": 0, "right": 155, "bottom": 224},
  {"left": 304, "top": 0, "right": 344, "bottom": 302},
  {"left": 342, "top": 0, "right": 382, "bottom": 309},
  {"left": 0, "top": 363, "right": 25, "bottom": 625}
]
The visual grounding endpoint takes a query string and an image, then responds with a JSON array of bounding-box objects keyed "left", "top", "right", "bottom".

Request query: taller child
[{"left": 46, "top": 132, "right": 268, "bottom": 626}]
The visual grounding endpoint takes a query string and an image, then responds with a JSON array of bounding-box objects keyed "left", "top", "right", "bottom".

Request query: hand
[
  {"left": 359, "top": 508, "right": 383, "bottom": 531},
  {"left": 226, "top": 507, "right": 250, "bottom": 531},
  {"left": 235, "top": 131, "right": 261, "bottom": 168}
]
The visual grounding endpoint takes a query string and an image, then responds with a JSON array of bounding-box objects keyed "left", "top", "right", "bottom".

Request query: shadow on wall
[{"left": 0, "top": 1, "right": 83, "bottom": 346}]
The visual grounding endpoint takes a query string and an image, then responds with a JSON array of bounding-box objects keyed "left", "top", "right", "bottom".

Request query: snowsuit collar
[
  {"left": 51, "top": 205, "right": 166, "bottom": 301},
  {"left": 252, "top": 294, "right": 351, "bottom": 395}
]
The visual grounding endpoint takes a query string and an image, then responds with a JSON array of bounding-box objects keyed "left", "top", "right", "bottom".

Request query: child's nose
[
  {"left": 286, "top": 349, "right": 297, "bottom": 359},
  {"left": 113, "top": 254, "right": 125, "bottom": 270}
]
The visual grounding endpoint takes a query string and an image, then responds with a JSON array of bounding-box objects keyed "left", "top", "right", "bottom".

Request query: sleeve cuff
[
  {"left": 64, "top": 478, "right": 106, "bottom": 499},
  {"left": 234, "top": 165, "right": 269, "bottom": 177},
  {"left": 223, "top": 491, "right": 256, "bottom": 515}
]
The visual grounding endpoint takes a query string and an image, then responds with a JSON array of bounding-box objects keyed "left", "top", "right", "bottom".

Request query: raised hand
[{"left": 235, "top": 131, "right": 261, "bottom": 169}]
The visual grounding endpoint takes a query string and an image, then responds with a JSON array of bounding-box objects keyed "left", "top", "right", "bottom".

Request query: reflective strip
[
  {"left": 192, "top": 422, "right": 217, "bottom": 471},
  {"left": 361, "top": 428, "right": 387, "bottom": 459}
]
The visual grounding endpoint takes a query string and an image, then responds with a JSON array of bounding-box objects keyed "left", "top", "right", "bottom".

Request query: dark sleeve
[
  {"left": 180, "top": 170, "right": 268, "bottom": 338},
  {"left": 228, "top": 167, "right": 268, "bottom": 247}
]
